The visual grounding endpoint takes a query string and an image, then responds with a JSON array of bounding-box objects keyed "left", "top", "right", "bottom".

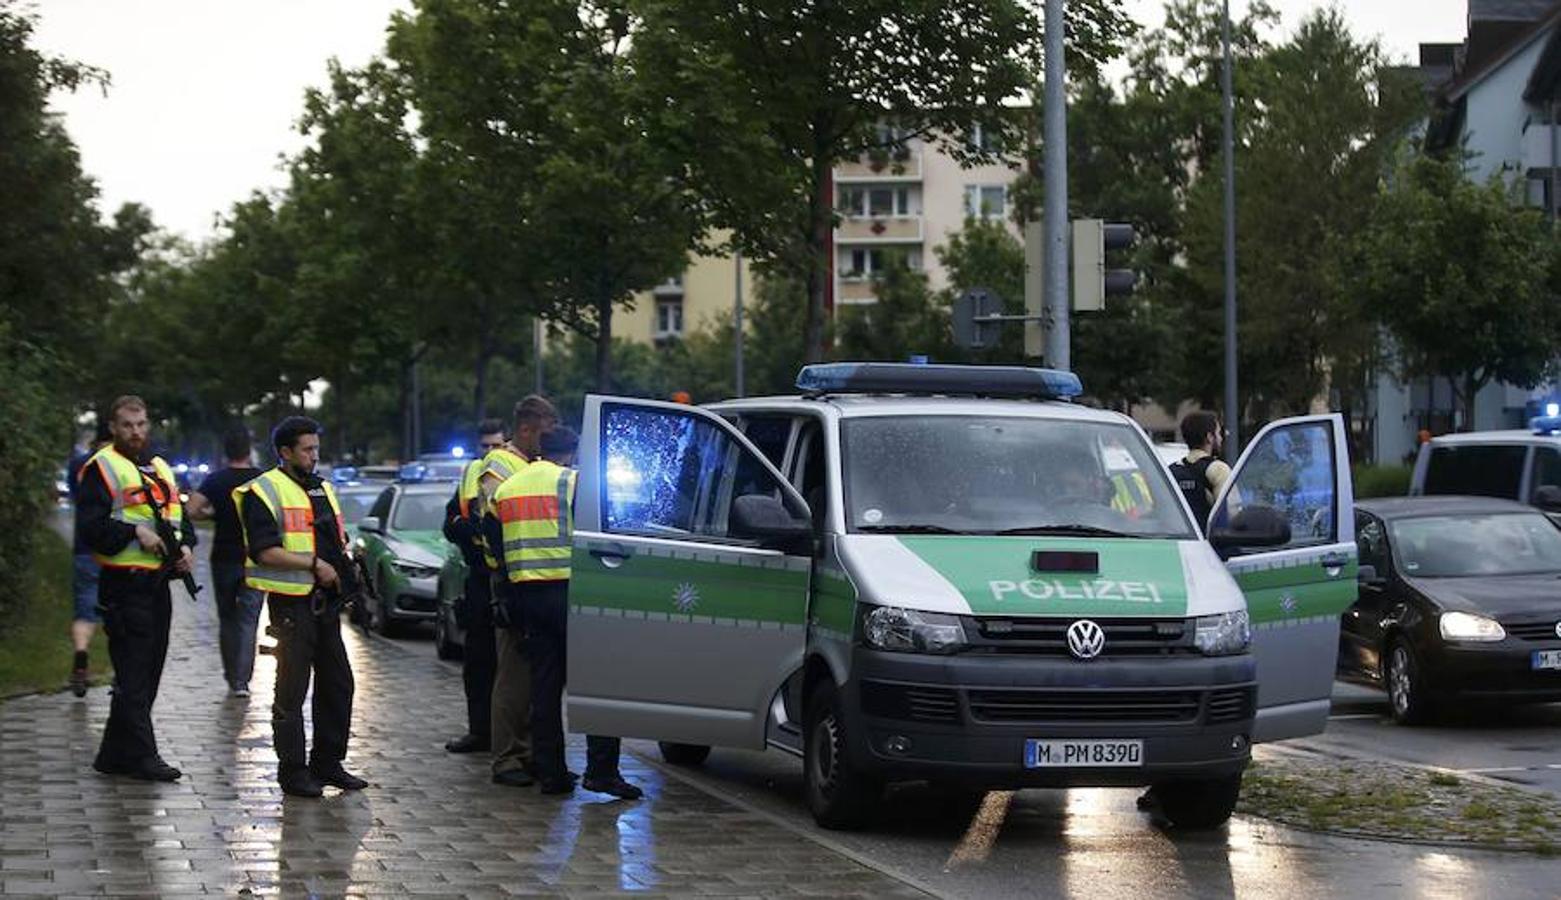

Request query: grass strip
[
  {"left": 1239, "top": 756, "right": 1561, "bottom": 855},
  {"left": 0, "top": 527, "right": 110, "bottom": 698}
]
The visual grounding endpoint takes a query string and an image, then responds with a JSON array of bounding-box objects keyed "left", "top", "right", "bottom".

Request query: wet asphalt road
[{"left": 378, "top": 618, "right": 1561, "bottom": 900}]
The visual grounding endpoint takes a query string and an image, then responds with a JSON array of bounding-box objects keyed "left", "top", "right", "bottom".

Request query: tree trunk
[
  {"left": 803, "top": 150, "right": 833, "bottom": 363},
  {"left": 473, "top": 332, "right": 494, "bottom": 423},
  {"left": 594, "top": 296, "right": 614, "bottom": 392},
  {"left": 1459, "top": 374, "right": 1482, "bottom": 432}
]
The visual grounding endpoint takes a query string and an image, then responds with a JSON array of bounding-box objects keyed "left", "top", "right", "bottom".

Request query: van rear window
[{"left": 1423, "top": 445, "right": 1526, "bottom": 499}]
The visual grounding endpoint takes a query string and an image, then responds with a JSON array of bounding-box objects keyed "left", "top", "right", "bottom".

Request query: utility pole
[
  {"left": 1042, "top": 0, "right": 1070, "bottom": 370},
  {"left": 533, "top": 317, "right": 545, "bottom": 396},
  {"left": 734, "top": 252, "right": 746, "bottom": 398},
  {"left": 1221, "top": 0, "right": 1240, "bottom": 455}
]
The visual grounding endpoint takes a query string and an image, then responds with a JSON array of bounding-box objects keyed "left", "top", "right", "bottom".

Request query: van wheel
[
  {"left": 1153, "top": 773, "right": 1242, "bottom": 830},
  {"left": 804, "top": 682, "right": 881, "bottom": 830},
  {"left": 1386, "top": 637, "right": 1435, "bottom": 725},
  {"left": 658, "top": 742, "right": 711, "bottom": 766}
]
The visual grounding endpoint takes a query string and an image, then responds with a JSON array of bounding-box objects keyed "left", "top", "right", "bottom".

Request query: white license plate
[
  {"left": 1024, "top": 739, "right": 1144, "bottom": 768},
  {"left": 1532, "top": 650, "right": 1561, "bottom": 671}
]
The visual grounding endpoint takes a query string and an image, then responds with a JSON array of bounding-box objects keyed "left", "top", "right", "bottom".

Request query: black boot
[
  {"left": 445, "top": 733, "right": 490, "bottom": 754},
  {"left": 279, "top": 767, "right": 325, "bottom": 798},
  {"left": 311, "top": 763, "right": 368, "bottom": 791}
]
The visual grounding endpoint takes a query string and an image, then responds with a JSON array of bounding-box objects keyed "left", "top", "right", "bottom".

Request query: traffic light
[
  {"left": 1072, "top": 219, "right": 1137, "bottom": 312},
  {"left": 952, "top": 287, "right": 1002, "bottom": 350}
]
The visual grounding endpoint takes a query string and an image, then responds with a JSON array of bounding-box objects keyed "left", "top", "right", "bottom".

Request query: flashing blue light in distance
[
  {"left": 1533, "top": 415, "right": 1561, "bottom": 435},
  {"left": 1547, "top": 403, "right": 1559, "bottom": 418},
  {"left": 796, "top": 362, "right": 1083, "bottom": 400},
  {"left": 908, "top": 354, "right": 930, "bottom": 366},
  {"left": 174, "top": 462, "right": 190, "bottom": 475},
  {"left": 197, "top": 463, "right": 210, "bottom": 474},
  {"left": 450, "top": 445, "right": 466, "bottom": 458}
]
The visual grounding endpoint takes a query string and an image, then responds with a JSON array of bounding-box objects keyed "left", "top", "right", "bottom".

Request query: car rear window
[{"left": 1423, "top": 445, "right": 1526, "bottom": 500}]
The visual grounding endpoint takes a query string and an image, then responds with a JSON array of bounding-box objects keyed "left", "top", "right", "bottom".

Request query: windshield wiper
[
  {"left": 856, "top": 524, "right": 964, "bottom": 535},
  {"left": 992, "top": 524, "right": 1142, "bottom": 538}
]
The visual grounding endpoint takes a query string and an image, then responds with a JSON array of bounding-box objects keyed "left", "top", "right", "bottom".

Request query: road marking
[
  {"left": 943, "top": 791, "right": 1013, "bottom": 871},
  {"left": 1327, "top": 714, "right": 1381, "bottom": 720},
  {"left": 1455, "top": 767, "right": 1529, "bottom": 774}
]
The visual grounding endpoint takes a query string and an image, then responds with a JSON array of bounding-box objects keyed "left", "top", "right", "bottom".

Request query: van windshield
[{"left": 840, "top": 416, "right": 1196, "bottom": 539}]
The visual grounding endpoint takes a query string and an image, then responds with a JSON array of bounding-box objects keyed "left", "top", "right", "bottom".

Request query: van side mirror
[
  {"left": 359, "top": 516, "right": 383, "bottom": 535},
  {"left": 1533, "top": 485, "right": 1561, "bottom": 513},
  {"left": 1208, "top": 506, "right": 1292, "bottom": 555},
  {"left": 1357, "top": 564, "right": 1382, "bottom": 585},
  {"left": 732, "top": 494, "right": 812, "bottom": 552}
]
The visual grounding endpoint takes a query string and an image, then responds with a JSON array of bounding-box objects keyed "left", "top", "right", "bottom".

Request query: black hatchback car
[{"left": 1340, "top": 496, "right": 1561, "bottom": 723}]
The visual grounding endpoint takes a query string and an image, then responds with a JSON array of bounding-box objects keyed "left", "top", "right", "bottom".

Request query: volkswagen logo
[{"left": 1066, "top": 619, "right": 1106, "bottom": 660}]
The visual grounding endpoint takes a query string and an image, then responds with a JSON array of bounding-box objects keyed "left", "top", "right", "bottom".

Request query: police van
[{"left": 566, "top": 364, "right": 1357, "bottom": 829}]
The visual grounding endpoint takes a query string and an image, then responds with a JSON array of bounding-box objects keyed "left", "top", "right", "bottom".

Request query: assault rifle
[{"left": 139, "top": 470, "right": 202, "bottom": 600}]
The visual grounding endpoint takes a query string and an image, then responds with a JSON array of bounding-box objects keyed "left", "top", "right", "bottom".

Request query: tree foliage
[{"left": 1352, "top": 152, "right": 1561, "bottom": 426}]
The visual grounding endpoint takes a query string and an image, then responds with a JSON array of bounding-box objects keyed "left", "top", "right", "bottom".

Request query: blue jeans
[
  {"left": 72, "top": 554, "right": 102, "bottom": 624},
  {"left": 212, "top": 561, "right": 264, "bottom": 689}
]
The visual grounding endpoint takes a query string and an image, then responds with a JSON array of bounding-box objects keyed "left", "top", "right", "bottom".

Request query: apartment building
[{"left": 615, "top": 134, "right": 1024, "bottom": 344}]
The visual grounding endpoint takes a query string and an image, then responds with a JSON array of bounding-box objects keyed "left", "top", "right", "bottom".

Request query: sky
[{"left": 31, "top": 0, "right": 1469, "bottom": 242}]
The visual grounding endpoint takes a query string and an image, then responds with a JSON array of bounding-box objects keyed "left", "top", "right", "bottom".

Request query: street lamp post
[
  {"left": 735, "top": 251, "right": 746, "bottom": 398},
  {"left": 1222, "top": 0, "right": 1239, "bottom": 455},
  {"left": 1042, "top": 0, "right": 1070, "bottom": 371}
]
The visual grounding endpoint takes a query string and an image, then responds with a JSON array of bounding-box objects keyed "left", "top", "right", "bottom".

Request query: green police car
[
  {"left": 352, "top": 481, "right": 461, "bottom": 637},
  {"left": 564, "top": 363, "right": 1358, "bottom": 830}
]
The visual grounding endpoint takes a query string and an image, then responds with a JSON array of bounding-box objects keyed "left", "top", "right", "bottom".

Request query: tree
[
  {"left": 1354, "top": 152, "right": 1561, "bottom": 428},
  {"left": 632, "top": 0, "right": 1134, "bottom": 363},
  {"left": 389, "top": 0, "right": 702, "bottom": 393}
]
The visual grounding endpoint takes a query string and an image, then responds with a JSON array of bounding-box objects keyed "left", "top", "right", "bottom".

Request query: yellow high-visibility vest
[
  {"left": 457, "top": 457, "right": 485, "bottom": 519},
  {"left": 1110, "top": 471, "right": 1155, "bottom": 519},
  {"left": 85, "top": 446, "right": 183, "bottom": 571},
  {"left": 477, "top": 447, "right": 529, "bottom": 570},
  {"left": 493, "top": 460, "right": 575, "bottom": 583},
  {"left": 235, "top": 467, "right": 346, "bottom": 596}
]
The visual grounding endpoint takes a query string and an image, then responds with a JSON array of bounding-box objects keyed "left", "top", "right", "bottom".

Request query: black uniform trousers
[
  {"left": 268, "top": 593, "right": 354, "bottom": 772},
  {"left": 459, "top": 564, "right": 497, "bottom": 740},
  {"left": 520, "top": 578, "right": 620, "bottom": 783},
  {"left": 95, "top": 570, "right": 172, "bottom": 770}
]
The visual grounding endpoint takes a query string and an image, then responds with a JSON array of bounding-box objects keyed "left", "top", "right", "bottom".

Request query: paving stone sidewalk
[{"left": 0, "top": 580, "right": 925, "bottom": 898}]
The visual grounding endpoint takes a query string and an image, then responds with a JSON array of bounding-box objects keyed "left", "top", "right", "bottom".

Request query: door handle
[
  {"left": 1320, "top": 552, "right": 1350, "bottom": 577},
  {"left": 589, "top": 547, "right": 631, "bottom": 569}
]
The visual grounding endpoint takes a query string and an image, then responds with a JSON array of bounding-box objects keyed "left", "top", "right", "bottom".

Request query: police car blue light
[
  {"left": 1532, "top": 415, "right": 1561, "bottom": 434},
  {"left": 796, "top": 362, "right": 1083, "bottom": 400}
]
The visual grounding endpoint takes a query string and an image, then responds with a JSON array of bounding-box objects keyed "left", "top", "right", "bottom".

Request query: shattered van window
[{"left": 602, "top": 405, "right": 729, "bottom": 537}]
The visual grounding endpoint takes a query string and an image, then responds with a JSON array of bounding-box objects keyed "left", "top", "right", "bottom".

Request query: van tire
[
  {"left": 804, "top": 681, "right": 881, "bottom": 830},
  {"left": 658, "top": 742, "right": 711, "bottom": 766},
  {"left": 1153, "top": 773, "right": 1242, "bottom": 830}
]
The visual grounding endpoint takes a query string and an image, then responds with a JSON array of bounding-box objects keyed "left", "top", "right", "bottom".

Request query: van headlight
[
  {"left": 1194, "top": 611, "right": 1250, "bottom": 656},
  {"left": 862, "top": 606, "right": 966, "bottom": 655},
  {"left": 1438, "top": 611, "right": 1505, "bottom": 642},
  {"left": 391, "top": 560, "right": 440, "bottom": 580}
]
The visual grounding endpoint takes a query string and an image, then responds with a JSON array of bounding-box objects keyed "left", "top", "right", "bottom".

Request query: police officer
[
  {"left": 442, "top": 418, "right": 507, "bottom": 754},
  {"left": 479, "top": 395, "right": 557, "bottom": 787},
  {"left": 235, "top": 416, "right": 367, "bottom": 798},
  {"left": 493, "top": 426, "right": 641, "bottom": 799},
  {"left": 1169, "top": 411, "right": 1232, "bottom": 534},
  {"left": 77, "top": 395, "right": 196, "bottom": 781}
]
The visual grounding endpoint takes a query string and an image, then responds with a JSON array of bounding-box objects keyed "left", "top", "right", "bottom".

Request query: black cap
[{"left": 540, "top": 426, "right": 579, "bottom": 456}]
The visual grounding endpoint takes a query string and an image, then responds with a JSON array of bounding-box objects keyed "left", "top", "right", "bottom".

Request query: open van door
[
  {"left": 1209, "top": 414, "right": 1356, "bottom": 742},
  {"left": 565, "top": 396, "right": 813, "bottom": 749}
]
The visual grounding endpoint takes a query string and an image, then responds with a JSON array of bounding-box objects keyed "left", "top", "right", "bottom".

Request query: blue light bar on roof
[
  {"left": 1531, "top": 415, "right": 1561, "bottom": 434},
  {"left": 796, "top": 362, "right": 1083, "bottom": 400}
]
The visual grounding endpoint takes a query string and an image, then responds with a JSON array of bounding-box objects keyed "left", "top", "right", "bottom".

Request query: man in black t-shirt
[
  {"left": 237, "top": 416, "right": 365, "bottom": 798},
  {"left": 188, "top": 426, "right": 261, "bottom": 696}
]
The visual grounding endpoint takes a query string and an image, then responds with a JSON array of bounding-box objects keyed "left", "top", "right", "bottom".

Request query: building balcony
[
  {"left": 834, "top": 215, "right": 923, "bottom": 243},
  {"left": 836, "top": 278, "right": 878, "bottom": 305},
  {"left": 652, "top": 276, "right": 684, "bottom": 297},
  {"left": 835, "top": 152, "right": 922, "bottom": 182}
]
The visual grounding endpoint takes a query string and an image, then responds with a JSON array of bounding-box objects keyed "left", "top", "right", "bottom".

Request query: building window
[
  {"left": 964, "top": 185, "right": 1008, "bottom": 220},
  {"left": 843, "top": 248, "right": 919, "bottom": 280},
  {"left": 968, "top": 123, "right": 1002, "bottom": 154},
  {"left": 838, "top": 186, "right": 914, "bottom": 218},
  {"left": 655, "top": 299, "right": 684, "bottom": 339}
]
